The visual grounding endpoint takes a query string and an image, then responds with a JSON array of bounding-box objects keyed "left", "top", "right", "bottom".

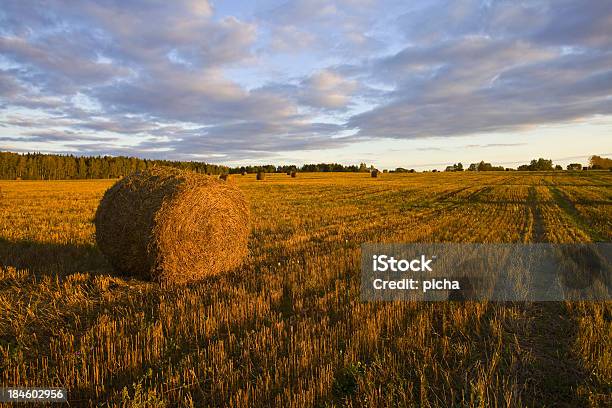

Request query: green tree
[{"left": 589, "top": 155, "right": 612, "bottom": 169}]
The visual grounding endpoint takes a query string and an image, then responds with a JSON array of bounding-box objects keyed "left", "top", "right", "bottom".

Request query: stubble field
[{"left": 0, "top": 172, "right": 610, "bottom": 407}]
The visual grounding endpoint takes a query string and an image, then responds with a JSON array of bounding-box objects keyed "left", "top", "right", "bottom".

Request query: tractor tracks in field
[
  {"left": 509, "top": 301, "right": 591, "bottom": 407},
  {"left": 546, "top": 185, "right": 605, "bottom": 242},
  {"left": 527, "top": 186, "right": 546, "bottom": 243},
  {"left": 510, "top": 187, "right": 591, "bottom": 406}
]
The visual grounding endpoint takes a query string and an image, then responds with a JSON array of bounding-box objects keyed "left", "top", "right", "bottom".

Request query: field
[{"left": 0, "top": 172, "right": 610, "bottom": 407}]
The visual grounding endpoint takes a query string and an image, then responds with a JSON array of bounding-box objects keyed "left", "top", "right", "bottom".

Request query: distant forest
[
  {"left": 0, "top": 151, "right": 373, "bottom": 180},
  {"left": 0, "top": 151, "right": 608, "bottom": 180},
  {"left": 0, "top": 151, "right": 230, "bottom": 180}
]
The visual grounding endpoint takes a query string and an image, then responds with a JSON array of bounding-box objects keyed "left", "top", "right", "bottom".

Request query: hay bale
[
  {"left": 371, "top": 170, "right": 380, "bottom": 178},
  {"left": 256, "top": 171, "right": 265, "bottom": 180},
  {"left": 290, "top": 171, "right": 297, "bottom": 178},
  {"left": 241, "top": 170, "right": 247, "bottom": 176},
  {"left": 219, "top": 174, "right": 230, "bottom": 181},
  {"left": 95, "top": 167, "right": 250, "bottom": 284}
]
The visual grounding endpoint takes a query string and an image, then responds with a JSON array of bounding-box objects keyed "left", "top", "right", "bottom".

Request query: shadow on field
[
  {"left": 513, "top": 301, "right": 595, "bottom": 407},
  {"left": 0, "top": 237, "right": 112, "bottom": 277}
]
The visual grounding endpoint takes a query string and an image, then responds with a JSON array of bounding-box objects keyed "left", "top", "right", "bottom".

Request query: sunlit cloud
[{"left": 0, "top": 0, "right": 610, "bottom": 165}]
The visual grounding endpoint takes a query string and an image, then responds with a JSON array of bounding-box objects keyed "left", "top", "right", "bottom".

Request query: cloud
[
  {"left": 0, "top": 0, "right": 322, "bottom": 157},
  {"left": 266, "top": 25, "right": 317, "bottom": 53},
  {"left": 264, "top": 0, "right": 340, "bottom": 24},
  {"left": 0, "top": 0, "right": 611, "bottom": 162},
  {"left": 395, "top": 0, "right": 611, "bottom": 47},
  {"left": 298, "top": 70, "right": 357, "bottom": 110},
  {"left": 257, "top": 70, "right": 359, "bottom": 112},
  {"left": 134, "top": 120, "right": 351, "bottom": 160},
  {"left": 0, "top": 70, "right": 23, "bottom": 97},
  {"left": 93, "top": 67, "right": 299, "bottom": 123},
  {"left": 464, "top": 143, "right": 527, "bottom": 148},
  {"left": 0, "top": 35, "right": 130, "bottom": 93},
  {"left": 532, "top": 0, "right": 612, "bottom": 47},
  {"left": 258, "top": 0, "right": 388, "bottom": 57},
  {"left": 347, "top": 1, "right": 612, "bottom": 140},
  {"left": 0, "top": 130, "right": 115, "bottom": 143}
]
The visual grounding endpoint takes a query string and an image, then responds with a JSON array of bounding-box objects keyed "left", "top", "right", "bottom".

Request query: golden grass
[{"left": 0, "top": 172, "right": 610, "bottom": 406}]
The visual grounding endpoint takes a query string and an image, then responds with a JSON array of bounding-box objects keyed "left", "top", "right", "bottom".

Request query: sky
[{"left": 0, "top": 0, "right": 611, "bottom": 170}]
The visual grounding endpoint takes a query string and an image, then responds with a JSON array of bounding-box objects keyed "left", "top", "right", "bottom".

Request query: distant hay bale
[
  {"left": 94, "top": 166, "right": 250, "bottom": 284},
  {"left": 371, "top": 170, "right": 380, "bottom": 178},
  {"left": 256, "top": 171, "right": 265, "bottom": 180},
  {"left": 219, "top": 174, "right": 230, "bottom": 181},
  {"left": 290, "top": 171, "right": 297, "bottom": 178},
  {"left": 241, "top": 170, "right": 247, "bottom": 176}
]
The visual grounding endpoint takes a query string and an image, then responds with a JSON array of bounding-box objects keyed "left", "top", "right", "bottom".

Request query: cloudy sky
[{"left": 0, "top": 0, "right": 611, "bottom": 169}]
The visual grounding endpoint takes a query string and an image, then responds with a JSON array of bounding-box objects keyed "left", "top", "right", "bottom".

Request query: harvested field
[{"left": 0, "top": 172, "right": 610, "bottom": 406}]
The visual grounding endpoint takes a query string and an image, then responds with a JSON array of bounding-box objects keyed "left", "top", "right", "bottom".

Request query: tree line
[
  {"left": 589, "top": 155, "right": 612, "bottom": 170},
  {"left": 516, "top": 156, "right": 611, "bottom": 171},
  {"left": 444, "top": 157, "right": 611, "bottom": 172},
  {"left": 0, "top": 152, "right": 377, "bottom": 180},
  {"left": 444, "top": 159, "right": 553, "bottom": 172},
  {"left": 0, "top": 152, "right": 231, "bottom": 180},
  {"left": 1, "top": 151, "right": 609, "bottom": 180},
  {"left": 235, "top": 162, "right": 374, "bottom": 174}
]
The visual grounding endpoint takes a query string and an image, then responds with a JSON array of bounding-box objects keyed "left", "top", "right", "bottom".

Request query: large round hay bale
[
  {"left": 256, "top": 171, "right": 265, "bottom": 180},
  {"left": 95, "top": 167, "right": 250, "bottom": 284},
  {"left": 219, "top": 173, "right": 230, "bottom": 181},
  {"left": 371, "top": 170, "right": 380, "bottom": 178},
  {"left": 290, "top": 171, "right": 297, "bottom": 178}
]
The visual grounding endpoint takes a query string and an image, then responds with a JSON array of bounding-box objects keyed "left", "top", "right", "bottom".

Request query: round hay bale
[
  {"left": 219, "top": 173, "right": 230, "bottom": 181},
  {"left": 371, "top": 169, "right": 380, "bottom": 178},
  {"left": 95, "top": 167, "right": 250, "bottom": 284},
  {"left": 241, "top": 170, "right": 247, "bottom": 176},
  {"left": 256, "top": 171, "right": 265, "bottom": 180},
  {"left": 290, "top": 171, "right": 297, "bottom": 178}
]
